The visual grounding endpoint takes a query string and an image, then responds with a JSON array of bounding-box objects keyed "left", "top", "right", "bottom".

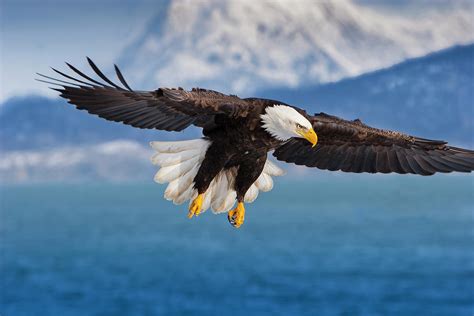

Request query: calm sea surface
[{"left": 1, "top": 175, "right": 473, "bottom": 315}]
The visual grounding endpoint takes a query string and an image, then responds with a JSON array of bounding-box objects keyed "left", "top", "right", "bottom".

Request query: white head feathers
[{"left": 261, "top": 105, "right": 313, "bottom": 141}]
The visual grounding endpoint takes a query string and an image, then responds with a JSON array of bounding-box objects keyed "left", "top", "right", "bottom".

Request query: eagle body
[
  {"left": 197, "top": 101, "right": 282, "bottom": 202},
  {"left": 38, "top": 58, "right": 474, "bottom": 228}
]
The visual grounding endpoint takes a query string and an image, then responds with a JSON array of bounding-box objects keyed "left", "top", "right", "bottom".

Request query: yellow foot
[
  {"left": 228, "top": 202, "right": 245, "bottom": 228},
  {"left": 188, "top": 194, "right": 203, "bottom": 218}
]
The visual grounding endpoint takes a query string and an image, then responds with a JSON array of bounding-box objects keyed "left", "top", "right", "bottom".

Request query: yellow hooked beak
[{"left": 298, "top": 128, "right": 318, "bottom": 148}]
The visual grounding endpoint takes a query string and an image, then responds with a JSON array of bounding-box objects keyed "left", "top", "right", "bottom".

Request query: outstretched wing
[
  {"left": 273, "top": 113, "right": 474, "bottom": 175},
  {"left": 37, "top": 58, "right": 252, "bottom": 131}
]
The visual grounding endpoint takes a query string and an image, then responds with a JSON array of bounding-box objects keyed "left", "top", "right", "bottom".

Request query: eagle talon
[
  {"left": 188, "top": 194, "right": 203, "bottom": 218},
  {"left": 228, "top": 202, "right": 245, "bottom": 228}
]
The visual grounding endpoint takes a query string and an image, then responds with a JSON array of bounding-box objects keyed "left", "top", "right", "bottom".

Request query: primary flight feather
[{"left": 38, "top": 58, "right": 474, "bottom": 228}]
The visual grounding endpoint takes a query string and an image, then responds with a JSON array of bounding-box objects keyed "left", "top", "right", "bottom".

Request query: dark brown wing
[
  {"left": 274, "top": 112, "right": 474, "bottom": 175},
  {"left": 37, "top": 58, "right": 252, "bottom": 131}
]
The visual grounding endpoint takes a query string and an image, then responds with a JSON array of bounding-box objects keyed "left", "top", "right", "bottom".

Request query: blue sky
[
  {"left": 1, "top": 0, "right": 158, "bottom": 101},
  {"left": 1, "top": 0, "right": 472, "bottom": 102}
]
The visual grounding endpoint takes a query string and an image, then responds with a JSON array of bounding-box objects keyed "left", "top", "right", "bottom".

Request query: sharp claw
[
  {"left": 227, "top": 202, "right": 245, "bottom": 228},
  {"left": 188, "top": 194, "right": 203, "bottom": 219}
]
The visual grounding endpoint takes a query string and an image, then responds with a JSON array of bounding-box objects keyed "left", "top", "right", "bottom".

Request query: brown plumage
[{"left": 37, "top": 58, "right": 473, "bottom": 227}]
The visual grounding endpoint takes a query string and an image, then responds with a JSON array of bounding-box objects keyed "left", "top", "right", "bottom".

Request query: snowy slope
[{"left": 118, "top": 0, "right": 474, "bottom": 94}]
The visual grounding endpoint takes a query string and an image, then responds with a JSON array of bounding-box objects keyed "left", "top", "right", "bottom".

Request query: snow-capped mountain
[{"left": 118, "top": 0, "right": 473, "bottom": 94}]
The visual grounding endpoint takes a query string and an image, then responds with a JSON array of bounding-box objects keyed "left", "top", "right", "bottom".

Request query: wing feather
[
  {"left": 386, "top": 147, "right": 405, "bottom": 174},
  {"left": 375, "top": 146, "right": 391, "bottom": 173},
  {"left": 348, "top": 145, "right": 366, "bottom": 173},
  {"left": 86, "top": 57, "right": 125, "bottom": 90},
  {"left": 114, "top": 64, "right": 133, "bottom": 91},
  {"left": 38, "top": 59, "right": 252, "bottom": 131}
]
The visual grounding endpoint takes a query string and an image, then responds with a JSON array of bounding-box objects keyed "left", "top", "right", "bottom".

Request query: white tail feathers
[
  {"left": 151, "top": 139, "right": 210, "bottom": 206},
  {"left": 150, "top": 139, "right": 285, "bottom": 215}
]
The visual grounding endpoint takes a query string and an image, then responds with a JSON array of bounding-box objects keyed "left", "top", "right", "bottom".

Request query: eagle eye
[{"left": 296, "top": 123, "right": 305, "bottom": 129}]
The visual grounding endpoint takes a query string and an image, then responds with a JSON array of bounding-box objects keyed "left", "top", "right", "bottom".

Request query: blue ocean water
[{"left": 1, "top": 175, "right": 473, "bottom": 316}]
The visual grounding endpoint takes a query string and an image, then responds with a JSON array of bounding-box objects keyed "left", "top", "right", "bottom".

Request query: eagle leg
[
  {"left": 188, "top": 194, "right": 204, "bottom": 218},
  {"left": 228, "top": 202, "right": 245, "bottom": 228}
]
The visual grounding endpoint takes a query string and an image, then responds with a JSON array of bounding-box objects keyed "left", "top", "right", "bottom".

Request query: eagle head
[{"left": 261, "top": 105, "right": 318, "bottom": 147}]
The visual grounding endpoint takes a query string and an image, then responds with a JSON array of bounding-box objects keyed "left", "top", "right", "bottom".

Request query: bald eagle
[{"left": 38, "top": 58, "right": 474, "bottom": 228}]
